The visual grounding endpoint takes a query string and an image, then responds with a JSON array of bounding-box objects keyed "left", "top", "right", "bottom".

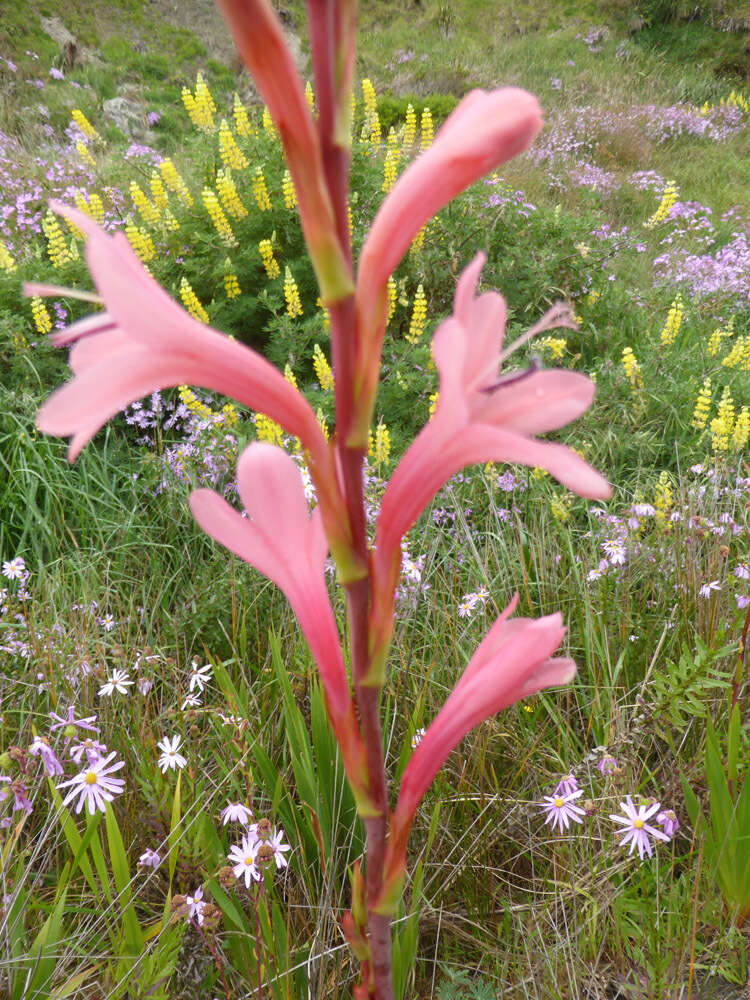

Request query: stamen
[
  {"left": 499, "top": 301, "right": 577, "bottom": 364},
  {"left": 23, "top": 281, "right": 103, "bottom": 305},
  {"left": 482, "top": 357, "right": 541, "bottom": 394}
]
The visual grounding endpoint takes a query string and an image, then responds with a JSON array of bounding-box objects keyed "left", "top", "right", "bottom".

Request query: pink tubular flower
[
  {"left": 353, "top": 89, "right": 544, "bottom": 441},
  {"left": 378, "top": 597, "right": 576, "bottom": 909},
  {"left": 216, "top": 0, "right": 351, "bottom": 300},
  {"left": 190, "top": 443, "right": 374, "bottom": 814},
  {"left": 369, "top": 254, "right": 611, "bottom": 674}
]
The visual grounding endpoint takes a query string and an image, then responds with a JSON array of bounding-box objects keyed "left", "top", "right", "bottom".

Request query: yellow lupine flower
[
  {"left": 159, "top": 158, "right": 193, "bottom": 205},
  {"left": 538, "top": 336, "right": 567, "bottom": 361},
  {"left": 382, "top": 146, "right": 400, "bottom": 193},
  {"left": 224, "top": 273, "right": 241, "bottom": 298},
  {"left": 43, "top": 211, "right": 72, "bottom": 268},
  {"left": 76, "top": 140, "right": 96, "bottom": 167},
  {"left": 0, "top": 240, "right": 16, "bottom": 273},
  {"left": 178, "top": 386, "right": 213, "bottom": 420},
  {"left": 74, "top": 190, "right": 105, "bottom": 225},
  {"left": 284, "top": 363, "right": 298, "bottom": 389},
  {"left": 202, "top": 188, "right": 236, "bottom": 246},
  {"left": 659, "top": 293, "right": 684, "bottom": 346},
  {"left": 406, "top": 283, "right": 427, "bottom": 343},
  {"left": 258, "top": 239, "right": 280, "bottom": 279},
  {"left": 30, "top": 297, "right": 52, "bottom": 335},
  {"left": 305, "top": 80, "right": 315, "bottom": 112},
  {"left": 732, "top": 407, "right": 749, "bottom": 451},
  {"left": 195, "top": 72, "right": 217, "bottom": 112},
  {"left": 387, "top": 276, "right": 397, "bottom": 323},
  {"left": 316, "top": 296, "right": 330, "bottom": 331},
  {"left": 218, "top": 119, "right": 248, "bottom": 170},
  {"left": 252, "top": 167, "right": 272, "bottom": 211},
  {"left": 182, "top": 81, "right": 214, "bottom": 131},
  {"left": 621, "top": 346, "right": 643, "bottom": 389},
  {"left": 233, "top": 93, "right": 254, "bottom": 137},
  {"left": 216, "top": 168, "right": 247, "bottom": 219},
  {"left": 312, "top": 343, "right": 334, "bottom": 390},
  {"left": 361, "top": 78, "right": 380, "bottom": 145},
  {"left": 691, "top": 377, "right": 712, "bottom": 429},
  {"left": 150, "top": 173, "right": 169, "bottom": 212},
  {"left": 531, "top": 467, "right": 549, "bottom": 480},
  {"left": 654, "top": 471, "right": 673, "bottom": 525},
  {"left": 71, "top": 109, "right": 101, "bottom": 142},
  {"left": 179, "top": 277, "right": 210, "bottom": 324},
  {"left": 411, "top": 223, "right": 426, "bottom": 252},
  {"left": 130, "top": 181, "right": 160, "bottom": 226},
  {"left": 428, "top": 391, "right": 439, "bottom": 419},
  {"left": 550, "top": 493, "right": 572, "bottom": 522},
  {"left": 262, "top": 106, "right": 277, "bottom": 138},
  {"left": 256, "top": 412, "right": 284, "bottom": 445},
  {"left": 125, "top": 219, "right": 155, "bottom": 263},
  {"left": 420, "top": 106, "right": 434, "bottom": 151},
  {"left": 369, "top": 421, "right": 391, "bottom": 468},
  {"left": 722, "top": 335, "right": 750, "bottom": 371},
  {"left": 711, "top": 386, "right": 735, "bottom": 452},
  {"left": 284, "top": 267, "right": 303, "bottom": 318},
  {"left": 403, "top": 102, "right": 416, "bottom": 148},
  {"left": 644, "top": 180, "right": 678, "bottom": 229},
  {"left": 282, "top": 170, "right": 297, "bottom": 210},
  {"left": 316, "top": 408, "right": 329, "bottom": 441}
]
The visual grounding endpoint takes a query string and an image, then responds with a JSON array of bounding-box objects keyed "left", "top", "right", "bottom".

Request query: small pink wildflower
[
  {"left": 553, "top": 773, "right": 579, "bottom": 796},
  {"left": 138, "top": 848, "right": 161, "bottom": 868},
  {"left": 57, "top": 751, "right": 125, "bottom": 815},
  {"left": 228, "top": 833, "right": 262, "bottom": 888},
  {"left": 540, "top": 789, "right": 586, "bottom": 832},
  {"left": 220, "top": 802, "right": 253, "bottom": 825},
  {"left": 609, "top": 796, "right": 670, "bottom": 859}
]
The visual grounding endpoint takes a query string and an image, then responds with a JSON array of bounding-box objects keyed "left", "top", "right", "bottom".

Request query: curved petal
[{"left": 472, "top": 369, "right": 596, "bottom": 433}]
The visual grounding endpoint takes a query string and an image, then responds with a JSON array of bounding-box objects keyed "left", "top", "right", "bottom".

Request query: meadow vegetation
[{"left": 0, "top": 1, "right": 749, "bottom": 997}]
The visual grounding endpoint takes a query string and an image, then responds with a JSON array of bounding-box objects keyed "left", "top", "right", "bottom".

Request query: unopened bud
[
  {"left": 255, "top": 844, "right": 275, "bottom": 867},
  {"left": 718, "top": 545, "right": 729, "bottom": 558},
  {"left": 583, "top": 799, "right": 597, "bottom": 816},
  {"left": 8, "top": 746, "right": 24, "bottom": 763},
  {"left": 202, "top": 903, "right": 221, "bottom": 929},
  {"left": 217, "top": 866, "right": 235, "bottom": 889},
  {"left": 255, "top": 817, "right": 272, "bottom": 840},
  {"left": 63, "top": 724, "right": 78, "bottom": 741},
  {"left": 170, "top": 894, "right": 188, "bottom": 919}
]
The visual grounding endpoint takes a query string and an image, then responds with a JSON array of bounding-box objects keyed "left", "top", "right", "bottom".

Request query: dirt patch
[{"left": 138, "top": 0, "right": 239, "bottom": 66}]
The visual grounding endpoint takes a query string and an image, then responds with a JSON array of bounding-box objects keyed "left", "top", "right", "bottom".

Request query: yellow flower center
[
  {"left": 245, "top": 856, "right": 254, "bottom": 866},
  {"left": 634, "top": 819, "right": 644, "bottom": 829},
  {"left": 85, "top": 772, "right": 98, "bottom": 785},
  {"left": 554, "top": 798, "right": 564, "bottom": 808}
]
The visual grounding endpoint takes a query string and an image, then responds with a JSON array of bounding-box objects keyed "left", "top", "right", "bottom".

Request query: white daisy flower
[
  {"left": 57, "top": 751, "right": 125, "bottom": 814},
  {"left": 156, "top": 735, "right": 187, "bottom": 773}
]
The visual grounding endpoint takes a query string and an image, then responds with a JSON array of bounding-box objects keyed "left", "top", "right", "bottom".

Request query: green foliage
[
  {"left": 649, "top": 637, "right": 735, "bottom": 732},
  {"left": 377, "top": 92, "right": 460, "bottom": 131}
]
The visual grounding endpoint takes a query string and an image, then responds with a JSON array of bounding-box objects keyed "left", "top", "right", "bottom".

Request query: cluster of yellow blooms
[
  {"left": 282, "top": 170, "right": 297, "bottom": 210},
  {"left": 252, "top": 167, "right": 272, "bottom": 211},
  {"left": 406, "top": 284, "right": 427, "bottom": 343},
  {"left": 42, "top": 211, "right": 72, "bottom": 268},
  {"left": 130, "top": 181, "right": 160, "bottom": 226},
  {"left": 262, "top": 106, "right": 277, "bottom": 139},
  {"left": 387, "top": 276, "right": 397, "bottom": 323},
  {"left": 178, "top": 385, "right": 213, "bottom": 420},
  {"left": 258, "top": 239, "right": 280, "bottom": 280},
  {"left": 403, "top": 103, "right": 417, "bottom": 148},
  {"left": 700, "top": 91, "right": 750, "bottom": 115},
  {"left": 216, "top": 168, "right": 247, "bottom": 219},
  {"left": 233, "top": 93, "right": 255, "bottom": 138},
  {"left": 361, "top": 78, "right": 380, "bottom": 145},
  {"left": 159, "top": 158, "right": 193, "bottom": 205},
  {"left": 733, "top": 407, "right": 750, "bottom": 451},
  {"left": 305, "top": 80, "right": 315, "bottom": 112},
  {"left": 179, "top": 276, "right": 210, "bottom": 324},
  {"left": 659, "top": 293, "right": 684, "bottom": 346},
  {"left": 312, "top": 343, "right": 335, "bottom": 390},
  {"left": 368, "top": 421, "right": 391, "bottom": 468},
  {"left": 30, "top": 297, "right": 52, "bottom": 335},
  {"left": 382, "top": 142, "right": 400, "bottom": 193},
  {"left": 428, "top": 391, "right": 439, "bottom": 419},
  {"left": 202, "top": 188, "right": 236, "bottom": 246},
  {"left": 710, "top": 386, "right": 735, "bottom": 452},
  {"left": 691, "top": 377, "right": 712, "bottom": 429},
  {"left": 71, "top": 109, "right": 101, "bottom": 142},
  {"left": 653, "top": 471, "right": 674, "bottom": 527},
  {"left": 182, "top": 72, "right": 216, "bottom": 131},
  {"left": 537, "top": 336, "right": 567, "bottom": 361},
  {"left": 74, "top": 190, "right": 105, "bottom": 225},
  {"left": 125, "top": 219, "right": 155, "bottom": 263},
  {"left": 255, "top": 412, "right": 284, "bottom": 446},
  {"left": 644, "top": 180, "right": 678, "bottom": 229},
  {"left": 224, "top": 273, "right": 241, "bottom": 299},
  {"left": 284, "top": 267, "right": 303, "bottom": 317},
  {"left": 707, "top": 316, "right": 734, "bottom": 356},
  {"left": 0, "top": 240, "right": 16, "bottom": 273},
  {"left": 76, "top": 140, "right": 96, "bottom": 168},
  {"left": 722, "top": 335, "right": 750, "bottom": 371},
  {"left": 316, "top": 296, "right": 330, "bottom": 330},
  {"left": 549, "top": 492, "right": 572, "bottom": 523},
  {"left": 621, "top": 346, "right": 643, "bottom": 389},
  {"left": 149, "top": 174, "right": 168, "bottom": 213},
  {"left": 218, "top": 119, "right": 248, "bottom": 171},
  {"left": 316, "top": 408, "right": 329, "bottom": 440},
  {"left": 420, "top": 107, "right": 434, "bottom": 151}
]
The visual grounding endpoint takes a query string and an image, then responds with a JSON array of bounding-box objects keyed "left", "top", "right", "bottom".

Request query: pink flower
[
  {"left": 540, "top": 789, "right": 586, "bottom": 832},
  {"left": 370, "top": 255, "right": 610, "bottom": 671},
  {"left": 379, "top": 597, "right": 576, "bottom": 906},
  {"left": 29, "top": 204, "right": 328, "bottom": 466},
  {"left": 216, "top": 0, "right": 351, "bottom": 300},
  {"left": 190, "top": 444, "right": 373, "bottom": 813},
  {"left": 353, "top": 89, "right": 544, "bottom": 440},
  {"left": 609, "top": 796, "right": 670, "bottom": 859}
]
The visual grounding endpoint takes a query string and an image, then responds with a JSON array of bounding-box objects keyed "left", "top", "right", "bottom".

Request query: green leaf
[{"left": 105, "top": 803, "right": 143, "bottom": 955}]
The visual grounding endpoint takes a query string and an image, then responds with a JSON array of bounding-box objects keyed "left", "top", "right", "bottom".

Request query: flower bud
[
  {"left": 170, "top": 894, "right": 188, "bottom": 919},
  {"left": 255, "top": 843, "right": 275, "bottom": 867},
  {"left": 8, "top": 746, "right": 24, "bottom": 763},
  {"left": 217, "top": 866, "right": 235, "bottom": 889},
  {"left": 255, "top": 817, "right": 272, "bottom": 840},
  {"left": 63, "top": 724, "right": 78, "bottom": 741},
  {"left": 201, "top": 903, "right": 221, "bottom": 929},
  {"left": 583, "top": 799, "right": 597, "bottom": 816}
]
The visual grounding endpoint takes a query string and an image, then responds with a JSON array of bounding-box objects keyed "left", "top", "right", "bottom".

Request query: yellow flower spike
[
  {"left": 218, "top": 119, "right": 248, "bottom": 171},
  {"left": 75, "top": 140, "right": 96, "bottom": 168},
  {"left": 721, "top": 334, "right": 750, "bottom": 371},
  {"left": 42, "top": 211, "right": 73, "bottom": 267},
  {"left": 654, "top": 471, "right": 673, "bottom": 527},
  {"left": 644, "top": 180, "right": 678, "bottom": 229},
  {"left": 348, "top": 202, "right": 353, "bottom": 240},
  {"left": 711, "top": 386, "right": 735, "bottom": 452},
  {"left": 254, "top": 413, "right": 284, "bottom": 445},
  {"left": 733, "top": 407, "right": 749, "bottom": 451},
  {"left": 374, "top": 421, "right": 391, "bottom": 468},
  {"left": 282, "top": 169, "right": 297, "bottom": 210},
  {"left": 129, "top": 180, "right": 160, "bottom": 226},
  {"left": 124, "top": 218, "right": 155, "bottom": 263},
  {"left": 312, "top": 343, "right": 334, "bottom": 390},
  {"left": 252, "top": 167, "right": 272, "bottom": 211},
  {"left": 316, "top": 296, "right": 330, "bottom": 331},
  {"left": 621, "top": 346, "right": 643, "bottom": 389},
  {"left": 216, "top": 168, "right": 247, "bottom": 219},
  {"left": 202, "top": 188, "right": 237, "bottom": 246},
  {"left": 224, "top": 273, "right": 241, "bottom": 298},
  {"left": 181, "top": 86, "right": 213, "bottom": 131},
  {"left": 531, "top": 467, "right": 549, "bottom": 480},
  {"left": 305, "top": 80, "right": 315, "bottom": 112},
  {"left": 258, "top": 239, "right": 280, "bottom": 280},
  {"left": 178, "top": 386, "right": 213, "bottom": 420},
  {"left": 406, "top": 283, "right": 427, "bottom": 343},
  {"left": 659, "top": 293, "right": 684, "bottom": 347},
  {"left": 410, "top": 224, "right": 427, "bottom": 252},
  {"left": 262, "top": 106, "right": 277, "bottom": 139},
  {"left": 382, "top": 146, "right": 400, "bottom": 193},
  {"left": 283, "top": 363, "right": 298, "bottom": 389},
  {"left": 179, "top": 276, "right": 210, "bottom": 324},
  {"left": 30, "top": 297, "right": 52, "bottom": 335},
  {"left": 74, "top": 190, "right": 104, "bottom": 225},
  {"left": 549, "top": 493, "right": 572, "bottom": 522},
  {"left": 387, "top": 276, "right": 397, "bottom": 323},
  {"left": 195, "top": 72, "right": 217, "bottom": 113},
  {"left": 159, "top": 158, "right": 193, "bottom": 205},
  {"left": 232, "top": 92, "right": 254, "bottom": 138},
  {"left": 428, "top": 391, "right": 439, "bottom": 419},
  {"left": 538, "top": 336, "right": 567, "bottom": 361},
  {"left": 284, "top": 266, "right": 303, "bottom": 318},
  {"left": 420, "top": 106, "right": 434, "bottom": 151},
  {"left": 316, "top": 408, "right": 329, "bottom": 441},
  {"left": 691, "top": 377, "right": 712, "bottom": 430},
  {"left": 707, "top": 328, "right": 723, "bottom": 356},
  {"left": 0, "top": 240, "right": 16, "bottom": 273},
  {"left": 361, "top": 78, "right": 380, "bottom": 145},
  {"left": 71, "top": 109, "right": 101, "bottom": 142},
  {"left": 403, "top": 103, "right": 416, "bottom": 149}
]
